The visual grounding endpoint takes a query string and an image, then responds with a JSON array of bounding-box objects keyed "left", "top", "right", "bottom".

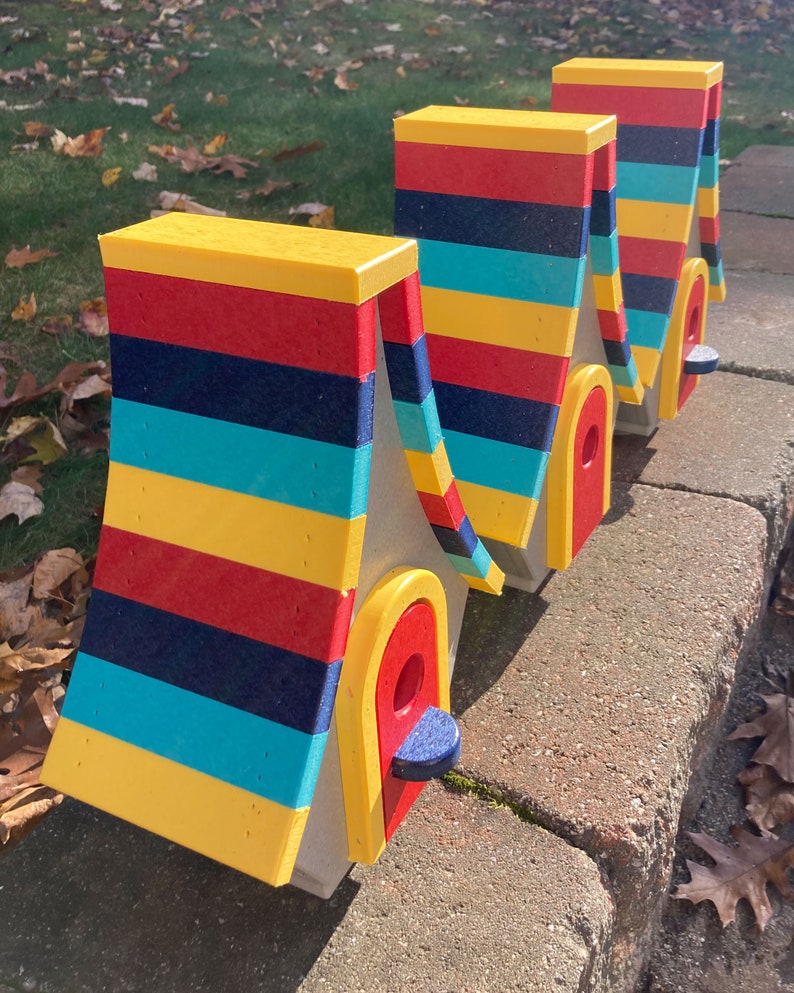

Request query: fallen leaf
[
  {"left": 206, "top": 153, "right": 258, "bottom": 179},
  {"left": 11, "top": 465, "right": 42, "bottom": 494},
  {"left": 153, "top": 191, "right": 226, "bottom": 217},
  {"left": 309, "top": 206, "right": 335, "bottom": 229},
  {"left": 101, "top": 166, "right": 122, "bottom": 187},
  {"left": 112, "top": 96, "right": 148, "bottom": 107},
  {"left": 78, "top": 298, "right": 109, "bottom": 337},
  {"left": 23, "top": 122, "right": 53, "bottom": 138},
  {"left": 5, "top": 246, "right": 58, "bottom": 268},
  {"left": 738, "top": 764, "right": 794, "bottom": 831},
  {"left": 202, "top": 133, "right": 229, "bottom": 156},
  {"left": 728, "top": 693, "right": 794, "bottom": 782},
  {"left": 334, "top": 70, "right": 359, "bottom": 91},
  {"left": 673, "top": 827, "right": 794, "bottom": 930},
  {"left": 0, "top": 481, "right": 43, "bottom": 524},
  {"left": 273, "top": 139, "right": 327, "bottom": 163},
  {"left": 519, "top": 95, "right": 539, "bottom": 108},
  {"left": 0, "top": 568, "right": 36, "bottom": 639},
  {"left": 32, "top": 548, "right": 84, "bottom": 599},
  {"left": 289, "top": 201, "right": 331, "bottom": 216},
  {"left": 11, "top": 294, "right": 36, "bottom": 322},
  {"left": 39, "top": 315, "right": 73, "bottom": 336},
  {"left": 2, "top": 416, "right": 68, "bottom": 465},
  {"left": 152, "top": 103, "right": 180, "bottom": 130},
  {"left": 61, "top": 128, "right": 110, "bottom": 157},
  {"left": 204, "top": 91, "right": 229, "bottom": 105},
  {"left": 132, "top": 162, "right": 157, "bottom": 182}
]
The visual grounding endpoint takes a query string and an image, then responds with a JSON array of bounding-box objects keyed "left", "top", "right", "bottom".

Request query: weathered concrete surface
[
  {"left": 720, "top": 212, "right": 794, "bottom": 275},
  {"left": 719, "top": 144, "right": 794, "bottom": 218},
  {"left": 613, "top": 373, "right": 794, "bottom": 563},
  {"left": 644, "top": 607, "right": 794, "bottom": 993},
  {"left": 453, "top": 486, "right": 767, "bottom": 991},
  {"left": 706, "top": 270, "right": 794, "bottom": 385},
  {"left": 0, "top": 781, "right": 614, "bottom": 993}
]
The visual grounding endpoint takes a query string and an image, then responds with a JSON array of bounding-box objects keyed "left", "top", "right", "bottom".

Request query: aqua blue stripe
[
  {"left": 393, "top": 395, "right": 444, "bottom": 454},
  {"left": 609, "top": 360, "right": 639, "bottom": 389},
  {"left": 447, "top": 540, "right": 493, "bottom": 578},
  {"left": 616, "top": 161, "right": 699, "bottom": 206},
  {"left": 417, "top": 239, "right": 587, "bottom": 309},
  {"left": 698, "top": 154, "right": 719, "bottom": 188},
  {"left": 110, "top": 397, "right": 371, "bottom": 519},
  {"left": 444, "top": 429, "right": 548, "bottom": 499},
  {"left": 626, "top": 308, "right": 670, "bottom": 351},
  {"left": 708, "top": 261, "right": 724, "bottom": 286},
  {"left": 64, "top": 653, "right": 326, "bottom": 810},
  {"left": 589, "top": 232, "right": 619, "bottom": 276}
]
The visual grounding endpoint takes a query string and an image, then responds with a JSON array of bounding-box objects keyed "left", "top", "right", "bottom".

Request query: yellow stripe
[
  {"left": 709, "top": 279, "right": 726, "bottom": 303},
  {"left": 591, "top": 271, "right": 623, "bottom": 312},
  {"left": 696, "top": 186, "right": 720, "bottom": 220},
  {"left": 632, "top": 345, "right": 663, "bottom": 389},
  {"left": 394, "top": 107, "right": 616, "bottom": 155},
  {"left": 457, "top": 480, "right": 537, "bottom": 547},
  {"left": 616, "top": 199, "right": 693, "bottom": 243},
  {"left": 404, "top": 443, "right": 454, "bottom": 496},
  {"left": 616, "top": 380, "right": 645, "bottom": 405},
  {"left": 553, "top": 58, "right": 723, "bottom": 90},
  {"left": 104, "top": 462, "right": 365, "bottom": 591},
  {"left": 41, "top": 718, "right": 308, "bottom": 886},
  {"left": 99, "top": 214, "right": 418, "bottom": 304},
  {"left": 420, "top": 285, "right": 578, "bottom": 357},
  {"left": 464, "top": 561, "right": 505, "bottom": 594}
]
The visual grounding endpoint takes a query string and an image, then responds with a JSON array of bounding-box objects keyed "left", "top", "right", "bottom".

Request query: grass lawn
[{"left": 1, "top": 0, "right": 793, "bottom": 571}]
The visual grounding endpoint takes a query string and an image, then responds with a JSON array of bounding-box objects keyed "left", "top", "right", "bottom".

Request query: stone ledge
[{"left": 454, "top": 486, "right": 767, "bottom": 990}]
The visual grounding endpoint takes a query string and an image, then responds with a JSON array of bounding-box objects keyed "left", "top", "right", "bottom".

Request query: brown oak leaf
[
  {"left": 728, "top": 693, "right": 794, "bottom": 782},
  {"left": 673, "top": 827, "right": 794, "bottom": 930},
  {"left": 5, "top": 246, "right": 58, "bottom": 268},
  {"left": 738, "top": 763, "right": 794, "bottom": 831}
]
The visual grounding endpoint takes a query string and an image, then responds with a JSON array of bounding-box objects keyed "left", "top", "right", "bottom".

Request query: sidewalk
[{"left": 1, "top": 146, "right": 793, "bottom": 993}]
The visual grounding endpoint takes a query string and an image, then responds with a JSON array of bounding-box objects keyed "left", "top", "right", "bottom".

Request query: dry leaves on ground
[
  {"left": 0, "top": 550, "right": 92, "bottom": 852},
  {"left": 673, "top": 827, "right": 794, "bottom": 931},
  {"left": 4, "top": 246, "right": 58, "bottom": 269}
]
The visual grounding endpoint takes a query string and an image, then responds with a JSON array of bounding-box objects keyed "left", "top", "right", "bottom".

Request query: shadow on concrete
[
  {"left": 611, "top": 433, "right": 659, "bottom": 486},
  {"left": 450, "top": 585, "right": 548, "bottom": 714},
  {"left": 0, "top": 800, "right": 356, "bottom": 993}
]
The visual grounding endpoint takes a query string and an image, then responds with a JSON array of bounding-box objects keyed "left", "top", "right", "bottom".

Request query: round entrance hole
[
  {"left": 581, "top": 423, "right": 599, "bottom": 468},
  {"left": 393, "top": 653, "right": 424, "bottom": 717},
  {"left": 686, "top": 303, "right": 702, "bottom": 344}
]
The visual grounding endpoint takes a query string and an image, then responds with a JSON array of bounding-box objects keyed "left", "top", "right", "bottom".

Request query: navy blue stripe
[
  {"left": 430, "top": 517, "right": 478, "bottom": 557},
  {"left": 589, "top": 190, "right": 615, "bottom": 237},
  {"left": 602, "top": 338, "right": 633, "bottom": 368},
  {"left": 110, "top": 335, "right": 374, "bottom": 449},
  {"left": 700, "top": 242, "right": 720, "bottom": 267},
  {"left": 395, "top": 189, "right": 590, "bottom": 259},
  {"left": 617, "top": 124, "right": 704, "bottom": 167},
  {"left": 622, "top": 273, "right": 677, "bottom": 316},
  {"left": 80, "top": 590, "right": 341, "bottom": 735},
  {"left": 702, "top": 117, "right": 720, "bottom": 157},
  {"left": 434, "top": 381, "right": 558, "bottom": 452},
  {"left": 383, "top": 338, "right": 432, "bottom": 404}
]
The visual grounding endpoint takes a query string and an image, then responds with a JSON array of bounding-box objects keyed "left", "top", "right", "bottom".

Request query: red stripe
[
  {"left": 596, "top": 304, "right": 629, "bottom": 343},
  {"left": 426, "top": 334, "right": 568, "bottom": 405},
  {"left": 552, "top": 83, "right": 708, "bottom": 129},
  {"left": 417, "top": 482, "right": 467, "bottom": 530},
  {"left": 592, "top": 141, "right": 616, "bottom": 192},
  {"left": 378, "top": 272, "right": 424, "bottom": 345},
  {"left": 618, "top": 236, "right": 685, "bottom": 280},
  {"left": 707, "top": 81, "right": 722, "bottom": 119},
  {"left": 103, "top": 268, "right": 377, "bottom": 378},
  {"left": 699, "top": 215, "right": 720, "bottom": 244},
  {"left": 395, "top": 141, "right": 594, "bottom": 207},
  {"left": 93, "top": 526, "right": 355, "bottom": 663}
]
